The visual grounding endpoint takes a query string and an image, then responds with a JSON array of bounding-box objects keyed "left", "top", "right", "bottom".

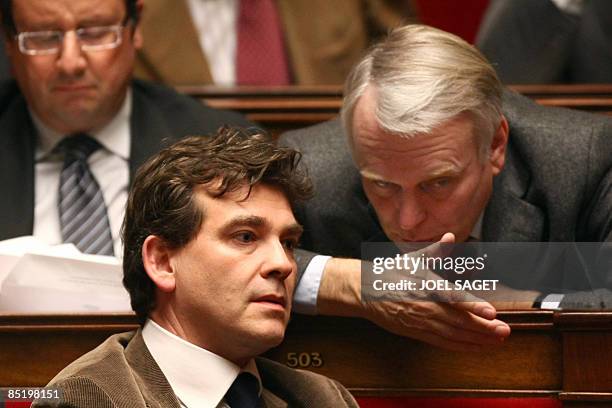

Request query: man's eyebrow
[
  {"left": 359, "top": 169, "right": 387, "bottom": 181},
  {"left": 426, "top": 163, "right": 464, "bottom": 179},
  {"left": 360, "top": 163, "right": 464, "bottom": 183},
  {"left": 79, "top": 15, "right": 119, "bottom": 27},
  {"left": 220, "top": 216, "right": 303, "bottom": 236},
  {"left": 221, "top": 215, "right": 265, "bottom": 231},
  {"left": 284, "top": 223, "right": 304, "bottom": 237}
]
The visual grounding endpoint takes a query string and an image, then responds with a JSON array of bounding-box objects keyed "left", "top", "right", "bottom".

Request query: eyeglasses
[{"left": 16, "top": 25, "right": 125, "bottom": 56}]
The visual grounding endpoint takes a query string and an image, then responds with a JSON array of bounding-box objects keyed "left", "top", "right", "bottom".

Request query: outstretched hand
[{"left": 317, "top": 233, "right": 511, "bottom": 351}]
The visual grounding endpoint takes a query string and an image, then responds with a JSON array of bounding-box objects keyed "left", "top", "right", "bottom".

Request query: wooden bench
[
  {"left": 177, "top": 84, "right": 612, "bottom": 135},
  {"left": 1, "top": 311, "right": 611, "bottom": 407}
]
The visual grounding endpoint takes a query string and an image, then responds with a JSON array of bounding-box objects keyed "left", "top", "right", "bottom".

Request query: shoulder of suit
[
  {"left": 131, "top": 79, "right": 251, "bottom": 128},
  {"left": 502, "top": 88, "right": 612, "bottom": 130},
  {"left": 0, "top": 79, "right": 25, "bottom": 116},
  {"left": 131, "top": 79, "right": 208, "bottom": 114},
  {"left": 280, "top": 118, "right": 346, "bottom": 150},
  {"left": 46, "top": 331, "right": 137, "bottom": 385},
  {"left": 256, "top": 356, "right": 356, "bottom": 405},
  {"left": 502, "top": 88, "right": 612, "bottom": 156}
]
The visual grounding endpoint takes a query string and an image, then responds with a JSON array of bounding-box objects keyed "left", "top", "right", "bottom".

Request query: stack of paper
[{"left": 0, "top": 236, "right": 132, "bottom": 313}]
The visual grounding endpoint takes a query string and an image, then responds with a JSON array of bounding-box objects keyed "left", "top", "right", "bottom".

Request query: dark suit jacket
[
  {"left": 0, "top": 79, "right": 250, "bottom": 241},
  {"left": 476, "top": 0, "right": 612, "bottom": 83},
  {"left": 280, "top": 90, "right": 612, "bottom": 308},
  {"left": 31, "top": 330, "right": 358, "bottom": 408}
]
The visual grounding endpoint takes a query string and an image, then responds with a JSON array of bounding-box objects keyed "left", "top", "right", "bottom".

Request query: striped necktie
[
  {"left": 224, "top": 372, "right": 260, "bottom": 408},
  {"left": 57, "top": 134, "right": 114, "bottom": 256}
]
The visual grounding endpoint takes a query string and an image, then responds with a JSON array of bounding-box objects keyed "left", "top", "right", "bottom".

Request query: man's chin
[
  {"left": 52, "top": 109, "right": 106, "bottom": 133},
  {"left": 244, "top": 327, "right": 286, "bottom": 355}
]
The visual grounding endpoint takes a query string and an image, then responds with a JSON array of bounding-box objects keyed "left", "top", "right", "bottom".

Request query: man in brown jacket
[
  {"left": 135, "top": 0, "right": 413, "bottom": 86},
  {"left": 33, "top": 128, "right": 358, "bottom": 408}
]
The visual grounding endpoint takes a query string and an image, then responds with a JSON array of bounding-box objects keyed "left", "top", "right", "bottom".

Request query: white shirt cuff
[
  {"left": 540, "top": 293, "right": 564, "bottom": 310},
  {"left": 292, "top": 255, "right": 330, "bottom": 315},
  {"left": 550, "top": 0, "right": 584, "bottom": 15}
]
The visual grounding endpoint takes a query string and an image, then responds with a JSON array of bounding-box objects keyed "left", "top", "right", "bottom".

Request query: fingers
[
  {"left": 440, "top": 303, "right": 510, "bottom": 337},
  {"left": 393, "top": 307, "right": 508, "bottom": 352},
  {"left": 408, "top": 301, "right": 510, "bottom": 339},
  {"left": 439, "top": 232, "right": 455, "bottom": 244},
  {"left": 415, "top": 315, "right": 507, "bottom": 347},
  {"left": 365, "top": 298, "right": 511, "bottom": 352},
  {"left": 451, "top": 298, "right": 498, "bottom": 320},
  {"left": 442, "top": 300, "right": 511, "bottom": 338},
  {"left": 399, "top": 304, "right": 510, "bottom": 351},
  {"left": 419, "top": 232, "right": 456, "bottom": 259}
]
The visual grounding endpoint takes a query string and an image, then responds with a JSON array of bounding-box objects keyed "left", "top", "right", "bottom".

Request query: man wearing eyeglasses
[{"left": 0, "top": 0, "right": 248, "bottom": 256}]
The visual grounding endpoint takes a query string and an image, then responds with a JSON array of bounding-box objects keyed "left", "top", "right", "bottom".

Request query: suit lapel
[
  {"left": 128, "top": 83, "right": 172, "bottom": 183},
  {"left": 0, "top": 95, "right": 36, "bottom": 239},
  {"left": 260, "top": 389, "right": 288, "bottom": 408},
  {"left": 125, "top": 330, "right": 182, "bottom": 408},
  {"left": 483, "top": 142, "right": 545, "bottom": 242}
]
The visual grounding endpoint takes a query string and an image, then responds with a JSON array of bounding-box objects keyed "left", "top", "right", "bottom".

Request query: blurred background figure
[
  {"left": 0, "top": 46, "right": 9, "bottom": 81},
  {"left": 411, "top": 0, "right": 489, "bottom": 43},
  {"left": 134, "top": 0, "right": 414, "bottom": 86},
  {"left": 476, "top": 0, "right": 612, "bottom": 84}
]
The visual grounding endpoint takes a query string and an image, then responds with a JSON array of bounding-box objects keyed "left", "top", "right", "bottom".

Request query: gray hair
[{"left": 341, "top": 24, "right": 503, "bottom": 157}]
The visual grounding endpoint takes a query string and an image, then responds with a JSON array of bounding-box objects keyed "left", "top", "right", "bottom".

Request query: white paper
[{"left": 0, "top": 236, "right": 131, "bottom": 312}]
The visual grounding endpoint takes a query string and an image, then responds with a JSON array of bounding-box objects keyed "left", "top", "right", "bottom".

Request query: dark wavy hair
[
  {"left": 122, "top": 127, "right": 313, "bottom": 324},
  {"left": 0, "top": 0, "right": 140, "bottom": 36}
]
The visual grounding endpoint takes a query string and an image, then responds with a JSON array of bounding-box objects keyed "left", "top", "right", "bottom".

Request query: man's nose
[
  {"left": 56, "top": 32, "right": 87, "bottom": 76},
  {"left": 397, "top": 192, "right": 426, "bottom": 231},
  {"left": 260, "top": 240, "right": 294, "bottom": 280}
]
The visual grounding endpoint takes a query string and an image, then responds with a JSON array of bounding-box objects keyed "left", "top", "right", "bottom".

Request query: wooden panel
[
  {"left": 563, "top": 333, "right": 612, "bottom": 393},
  {"left": 1, "top": 311, "right": 612, "bottom": 407},
  {"left": 175, "top": 85, "right": 612, "bottom": 134},
  {"left": 509, "top": 84, "right": 612, "bottom": 98},
  {"left": 265, "top": 315, "right": 562, "bottom": 394},
  {"left": 0, "top": 314, "right": 138, "bottom": 387}
]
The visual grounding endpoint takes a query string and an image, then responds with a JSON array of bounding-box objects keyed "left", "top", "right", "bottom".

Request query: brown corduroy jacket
[
  {"left": 32, "top": 330, "right": 358, "bottom": 408},
  {"left": 134, "top": 0, "right": 413, "bottom": 86}
]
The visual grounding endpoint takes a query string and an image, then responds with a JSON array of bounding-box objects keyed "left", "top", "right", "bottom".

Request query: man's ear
[
  {"left": 489, "top": 115, "right": 509, "bottom": 176},
  {"left": 142, "top": 235, "right": 176, "bottom": 293}
]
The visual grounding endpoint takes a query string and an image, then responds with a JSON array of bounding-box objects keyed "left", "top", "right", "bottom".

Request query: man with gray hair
[{"left": 281, "top": 24, "right": 612, "bottom": 351}]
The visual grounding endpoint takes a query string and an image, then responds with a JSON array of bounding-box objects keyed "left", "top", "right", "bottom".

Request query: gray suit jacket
[
  {"left": 0, "top": 79, "right": 250, "bottom": 241},
  {"left": 280, "top": 90, "right": 612, "bottom": 308},
  {"left": 32, "top": 330, "right": 358, "bottom": 408}
]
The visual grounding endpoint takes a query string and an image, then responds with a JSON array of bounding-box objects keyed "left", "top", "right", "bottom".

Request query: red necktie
[{"left": 236, "top": 0, "right": 291, "bottom": 85}]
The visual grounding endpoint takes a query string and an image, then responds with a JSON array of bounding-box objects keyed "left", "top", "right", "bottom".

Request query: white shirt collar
[
  {"left": 32, "top": 88, "right": 132, "bottom": 161},
  {"left": 142, "top": 319, "right": 261, "bottom": 408},
  {"left": 469, "top": 212, "right": 484, "bottom": 241}
]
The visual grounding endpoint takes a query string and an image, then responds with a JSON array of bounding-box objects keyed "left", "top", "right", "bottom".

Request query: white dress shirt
[
  {"left": 186, "top": 0, "right": 238, "bottom": 85},
  {"left": 142, "top": 319, "right": 261, "bottom": 408},
  {"left": 32, "top": 90, "right": 132, "bottom": 257},
  {"left": 550, "top": 0, "right": 584, "bottom": 15}
]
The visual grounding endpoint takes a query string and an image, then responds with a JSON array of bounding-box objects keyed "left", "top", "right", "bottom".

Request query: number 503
[{"left": 286, "top": 352, "right": 324, "bottom": 368}]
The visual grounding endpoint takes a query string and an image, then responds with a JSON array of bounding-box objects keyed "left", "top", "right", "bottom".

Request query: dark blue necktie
[
  {"left": 224, "top": 373, "right": 260, "bottom": 408},
  {"left": 57, "top": 134, "right": 114, "bottom": 256}
]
